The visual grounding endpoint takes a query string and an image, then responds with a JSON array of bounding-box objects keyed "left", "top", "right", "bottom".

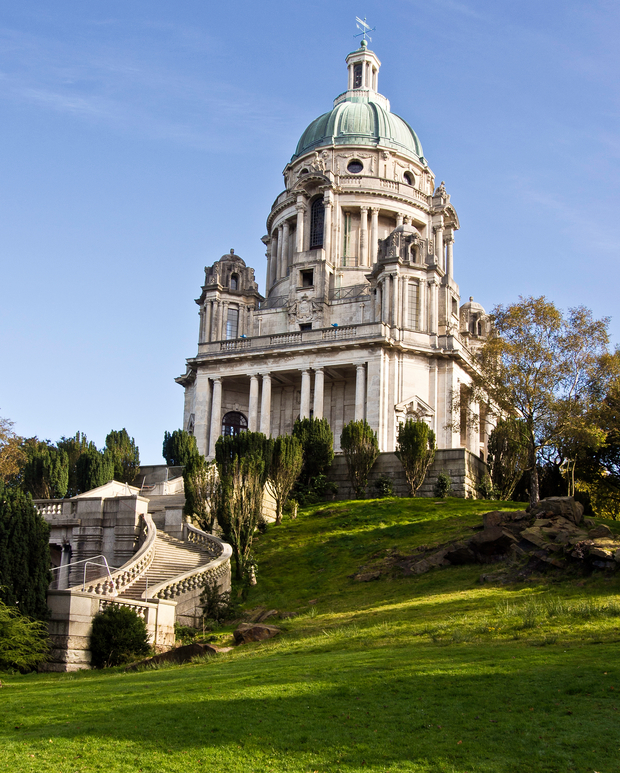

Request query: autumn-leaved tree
[
  {"left": 267, "top": 435, "right": 303, "bottom": 524},
  {"left": 340, "top": 420, "right": 379, "bottom": 498},
  {"left": 0, "top": 416, "right": 26, "bottom": 484},
  {"left": 474, "top": 297, "right": 610, "bottom": 505},
  {"left": 395, "top": 420, "right": 436, "bottom": 496}
]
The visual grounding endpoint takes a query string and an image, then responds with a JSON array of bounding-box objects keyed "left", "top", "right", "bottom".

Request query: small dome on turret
[{"left": 460, "top": 296, "right": 486, "bottom": 315}]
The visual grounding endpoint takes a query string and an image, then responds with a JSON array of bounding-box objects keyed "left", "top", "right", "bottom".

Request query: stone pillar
[
  {"left": 281, "top": 220, "right": 290, "bottom": 279},
  {"left": 248, "top": 375, "right": 259, "bottom": 432},
  {"left": 402, "top": 279, "right": 409, "bottom": 330},
  {"left": 355, "top": 364, "right": 366, "bottom": 421},
  {"left": 374, "top": 282, "right": 381, "bottom": 322},
  {"left": 313, "top": 368, "right": 324, "bottom": 419},
  {"left": 370, "top": 207, "right": 379, "bottom": 264},
  {"left": 199, "top": 307, "right": 205, "bottom": 342},
  {"left": 276, "top": 225, "right": 284, "bottom": 280},
  {"left": 259, "top": 373, "right": 271, "bottom": 436},
  {"left": 381, "top": 278, "right": 389, "bottom": 324},
  {"left": 270, "top": 233, "right": 278, "bottom": 288},
  {"left": 435, "top": 225, "right": 444, "bottom": 269},
  {"left": 396, "top": 213, "right": 403, "bottom": 227},
  {"left": 205, "top": 301, "right": 213, "bottom": 342},
  {"left": 392, "top": 275, "right": 399, "bottom": 328},
  {"left": 429, "top": 281, "right": 437, "bottom": 334},
  {"left": 300, "top": 369, "right": 311, "bottom": 419},
  {"left": 295, "top": 197, "right": 305, "bottom": 252},
  {"left": 193, "top": 372, "right": 212, "bottom": 457},
  {"left": 323, "top": 194, "right": 332, "bottom": 260},
  {"left": 446, "top": 231, "right": 454, "bottom": 278},
  {"left": 359, "top": 206, "right": 368, "bottom": 266},
  {"left": 208, "top": 378, "right": 222, "bottom": 458}
]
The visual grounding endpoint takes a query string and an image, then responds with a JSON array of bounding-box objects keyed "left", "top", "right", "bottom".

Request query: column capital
[
  {"left": 356, "top": 363, "right": 366, "bottom": 372},
  {"left": 370, "top": 206, "right": 380, "bottom": 213},
  {"left": 360, "top": 205, "right": 369, "bottom": 213},
  {"left": 295, "top": 203, "right": 305, "bottom": 213}
]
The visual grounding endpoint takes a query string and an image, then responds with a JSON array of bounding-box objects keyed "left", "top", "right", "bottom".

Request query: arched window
[
  {"left": 221, "top": 411, "right": 248, "bottom": 437},
  {"left": 310, "top": 197, "right": 324, "bottom": 249},
  {"left": 404, "top": 172, "right": 414, "bottom": 186},
  {"left": 230, "top": 273, "right": 239, "bottom": 290}
]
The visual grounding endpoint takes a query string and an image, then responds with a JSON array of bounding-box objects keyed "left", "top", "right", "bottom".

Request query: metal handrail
[{"left": 50, "top": 555, "right": 121, "bottom": 592}]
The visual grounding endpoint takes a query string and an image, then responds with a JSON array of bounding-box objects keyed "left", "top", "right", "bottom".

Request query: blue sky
[{"left": 1, "top": 0, "right": 619, "bottom": 463}]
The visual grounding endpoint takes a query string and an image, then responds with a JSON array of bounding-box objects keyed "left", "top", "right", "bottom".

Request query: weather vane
[{"left": 354, "top": 16, "right": 375, "bottom": 46}]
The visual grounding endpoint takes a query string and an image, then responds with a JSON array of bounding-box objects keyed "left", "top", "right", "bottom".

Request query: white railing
[
  {"left": 183, "top": 523, "right": 225, "bottom": 558},
  {"left": 34, "top": 500, "right": 64, "bottom": 517},
  {"left": 270, "top": 332, "right": 302, "bottom": 346},
  {"left": 322, "top": 326, "right": 357, "bottom": 340},
  {"left": 80, "top": 513, "right": 157, "bottom": 597},
  {"left": 221, "top": 338, "right": 252, "bottom": 351}
]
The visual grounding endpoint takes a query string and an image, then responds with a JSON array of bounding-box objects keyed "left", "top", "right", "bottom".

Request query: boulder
[
  {"left": 233, "top": 623, "right": 281, "bottom": 645},
  {"left": 588, "top": 524, "right": 613, "bottom": 539},
  {"left": 471, "top": 526, "right": 518, "bottom": 556},
  {"left": 126, "top": 642, "right": 227, "bottom": 670},
  {"left": 529, "top": 497, "right": 583, "bottom": 525}
]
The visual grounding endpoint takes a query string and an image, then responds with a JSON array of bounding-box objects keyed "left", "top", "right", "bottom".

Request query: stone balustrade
[
  {"left": 183, "top": 523, "right": 224, "bottom": 559},
  {"left": 82, "top": 513, "right": 157, "bottom": 596},
  {"left": 147, "top": 539, "right": 232, "bottom": 603}
]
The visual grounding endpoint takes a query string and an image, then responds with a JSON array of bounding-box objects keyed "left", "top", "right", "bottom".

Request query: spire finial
[{"left": 355, "top": 16, "right": 375, "bottom": 45}]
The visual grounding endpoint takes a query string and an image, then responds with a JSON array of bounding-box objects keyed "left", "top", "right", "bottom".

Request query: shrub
[
  {"left": 200, "top": 576, "right": 232, "bottom": 625},
  {"left": 373, "top": 475, "right": 394, "bottom": 497},
  {"left": 90, "top": 604, "right": 151, "bottom": 668},
  {"left": 0, "top": 599, "right": 49, "bottom": 672},
  {"left": 395, "top": 420, "right": 436, "bottom": 496},
  {"left": 292, "top": 417, "right": 334, "bottom": 486},
  {"left": 340, "top": 420, "right": 379, "bottom": 498},
  {"left": 434, "top": 470, "right": 452, "bottom": 498}
]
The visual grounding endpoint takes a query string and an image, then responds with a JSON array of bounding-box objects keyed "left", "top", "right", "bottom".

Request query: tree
[
  {"left": 75, "top": 447, "right": 114, "bottom": 493},
  {"left": 105, "top": 429, "right": 140, "bottom": 483},
  {"left": 57, "top": 432, "right": 95, "bottom": 496},
  {"left": 0, "top": 600, "right": 49, "bottom": 672},
  {"left": 183, "top": 454, "right": 219, "bottom": 530},
  {"left": 487, "top": 418, "right": 530, "bottom": 500},
  {"left": 292, "top": 417, "right": 334, "bottom": 486},
  {"left": 162, "top": 430, "right": 200, "bottom": 467},
  {"left": 340, "top": 420, "right": 379, "bottom": 498},
  {"left": 267, "top": 435, "right": 303, "bottom": 524},
  {"left": 0, "top": 416, "right": 26, "bottom": 485},
  {"left": 475, "top": 297, "right": 611, "bottom": 505},
  {"left": 22, "top": 440, "right": 69, "bottom": 499},
  {"left": 89, "top": 604, "right": 150, "bottom": 668},
  {"left": 395, "top": 420, "right": 436, "bottom": 496},
  {"left": 0, "top": 483, "right": 51, "bottom": 620},
  {"left": 213, "top": 432, "right": 271, "bottom": 581}
]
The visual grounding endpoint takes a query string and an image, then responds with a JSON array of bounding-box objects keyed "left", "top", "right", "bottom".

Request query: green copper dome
[{"left": 292, "top": 95, "right": 424, "bottom": 162}]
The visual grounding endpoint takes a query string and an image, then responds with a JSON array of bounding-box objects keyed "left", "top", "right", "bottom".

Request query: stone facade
[{"left": 176, "top": 43, "right": 492, "bottom": 489}]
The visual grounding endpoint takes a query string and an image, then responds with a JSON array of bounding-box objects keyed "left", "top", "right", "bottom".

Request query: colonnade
[
  {"left": 205, "top": 364, "right": 368, "bottom": 456},
  {"left": 199, "top": 300, "right": 252, "bottom": 343},
  {"left": 375, "top": 274, "right": 439, "bottom": 333}
]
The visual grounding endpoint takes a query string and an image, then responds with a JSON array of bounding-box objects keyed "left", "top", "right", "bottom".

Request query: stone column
[
  {"left": 295, "top": 197, "right": 305, "bottom": 253},
  {"left": 221, "top": 302, "right": 229, "bottom": 340},
  {"left": 392, "top": 275, "right": 399, "bottom": 328},
  {"left": 355, "top": 364, "right": 366, "bottom": 421},
  {"left": 270, "top": 232, "right": 278, "bottom": 289},
  {"left": 359, "top": 206, "right": 368, "bottom": 266},
  {"left": 313, "top": 368, "right": 324, "bottom": 419},
  {"left": 259, "top": 373, "right": 271, "bottom": 436},
  {"left": 276, "top": 225, "right": 284, "bottom": 280},
  {"left": 323, "top": 194, "right": 333, "bottom": 260},
  {"left": 193, "top": 372, "right": 212, "bottom": 457},
  {"left": 445, "top": 231, "right": 454, "bottom": 278},
  {"left": 382, "top": 278, "right": 389, "bottom": 324},
  {"left": 248, "top": 375, "right": 259, "bottom": 432},
  {"left": 208, "top": 378, "right": 222, "bottom": 458},
  {"left": 281, "top": 220, "right": 290, "bottom": 279},
  {"left": 402, "top": 279, "right": 409, "bottom": 330},
  {"left": 300, "top": 369, "right": 311, "bottom": 419},
  {"left": 205, "top": 301, "right": 213, "bottom": 342},
  {"left": 435, "top": 225, "right": 444, "bottom": 269},
  {"left": 396, "top": 213, "right": 403, "bottom": 226},
  {"left": 420, "top": 280, "right": 428, "bottom": 332},
  {"left": 212, "top": 301, "right": 220, "bottom": 341},
  {"left": 199, "top": 307, "right": 205, "bottom": 342},
  {"left": 374, "top": 282, "right": 381, "bottom": 322},
  {"left": 370, "top": 207, "right": 379, "bottom": 264},
  {"left": 428, "top": 281, "right": 438, "bottom": 334}
]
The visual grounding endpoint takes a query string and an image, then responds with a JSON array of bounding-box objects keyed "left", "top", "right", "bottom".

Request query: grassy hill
[{"left": 2, "top": 497, "right": 620, "bottom": 773}]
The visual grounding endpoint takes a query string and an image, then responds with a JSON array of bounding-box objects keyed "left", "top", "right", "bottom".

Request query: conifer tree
[
  {"left": 162, "top": 430, "right": 200, "bottom": 467},
  {"left": 292, "top": 417, "right": 334, "bottom": 486},
  {"left": 0, "top": 483, "right": 51, "bottom": 619},
  {"left": 105, "top": 428, "right": 140, "bottom": 483},
  {"left": 75, "top": 447, "right": 114, "bottom": 493},
  {"left": 22, "top": 440, "right": 69, "bottom": 499},
  {"left": 267, "top": 435, "right": 303, "bottom": 523},
  {"left": 396, "top": 420, "right": 436, "bottom": 496},
  {"left": 58, "top": 432, "right": 94, "bottom": 496},
  {"left": 340, "top": 420, "right": 379, "bottom": 498}
]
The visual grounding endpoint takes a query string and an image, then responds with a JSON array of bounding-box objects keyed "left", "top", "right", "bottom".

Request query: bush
[
  {"left": 0, "top": 599, "right": 49, "bottom": 672},
  {"left": 340, "top": 420, "right": 379, "bottom": 498},
  {"left": 292, "top": 417, "right": 334, "bottom": 486},
  {"left": 373, "top": 475, "right": 394, "bottom": 497},
  {"left": 90, "top": 604, "right": 151, "bottom": 668},
  {"left": 294, "top": 474, "right": 338, "bottom": 506},
  {"left": 434, "top": 470, "right": 452, "bottom": 498},
  {"left": 200, "top": 576, "right": 233, "bottom": 625}
]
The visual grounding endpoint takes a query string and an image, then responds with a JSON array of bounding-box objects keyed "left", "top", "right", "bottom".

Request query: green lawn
[{"left": 2, "top": 497, "right": 620, "bottom": 773}]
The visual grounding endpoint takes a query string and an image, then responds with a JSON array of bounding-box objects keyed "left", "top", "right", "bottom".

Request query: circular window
[
  {"left": 347, "top": 160, "right": 364, "bottom": 174},
  {"left": 404, "top": 172, "right": 414, "bottom": 186}
]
